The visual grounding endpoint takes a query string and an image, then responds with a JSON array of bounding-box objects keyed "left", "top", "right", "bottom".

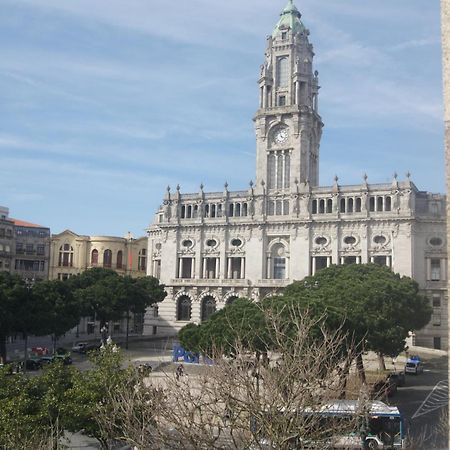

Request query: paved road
[{"left": 390, "top": 354, "right": 448, "bottom": 449}]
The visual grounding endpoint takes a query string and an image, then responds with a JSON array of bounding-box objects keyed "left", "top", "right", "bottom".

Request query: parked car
[
  {"left": 71, "top": 342, "right": 89, "bottom": 353},
  {"left": 39, "top": 354, "right": 73, "bottom": 365},
  {"left": 21, "top": 358, "right": 42, "bottom": 371},
  {"left": 405, "top": 358, "right": 423, "bottom": 375}
]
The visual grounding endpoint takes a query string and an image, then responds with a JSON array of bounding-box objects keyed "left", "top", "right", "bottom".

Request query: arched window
[
  {"left": 369, "top": 197, "right": 375, "bottom": 212},
  {"left": 242, "top": 203, "right": 248, "bottom": 217},
  {"left": 276, "top": 56, "right": 289, "bottom": 87},
  {"left": 226, "top": 296, "right": 238, "bottom": 306},
  {"left": 187, "top": 205, "right": 192, "bottom": 218},
  {"left": 177, "top": 296, "right": 192, "bottom": 321},
  {"left": 211, "top": 204, "right": 216, "bottom": 218},
  {"left": 204, "top": 204, "right": 210, "bottom": 218},
  {"left": 355, "top": 198, "right": 362, "bottom": 212},
  {"left": 91, "top": 249, "right": 98, "bottom": 266},
  {"left": 103, "top": 249, "right": 112, "bottom": 268},
  {"left": 319, "top": 199, "right": 325, "bottom": 214},
  {"left": 201, "top": 296, "right": 217, "bottom": 322},
  {"left": 385, "top": 196, "right": 392, "bottom": 212},
  {"left": 138, "top": 249, "right": 147, "bottom": 271},
  {"left": 117, "top": 251, "right": 123, "bottom": 269},
  {"left": 58, "top": 244, "right": 73, "bottom": 267},
  {"left": 348, "top": 198, "right": 354, "bottom": 213},
  {"left": 377, "top": 197, "right": 383, "bottom": 212},
  {"left": 312, "top": 199, "right": 317, "bottom": 214},
  {"left": 326, "top": 199, "right": 333, "bottom": 214},
  {"left": 229, "top": 203, "right": 234, "bottom": 217},
  {"left": 181, "top": 205, "right": 186, "bottom": 219},
  {"left": 235, "top": 203, "right": 241, "bottom": 217},
  {"left": 340, "top": 198, "right": 346, "bottom": 213},
  {"left": 193, "top": 205, "right": 198, "bottom": 218}
]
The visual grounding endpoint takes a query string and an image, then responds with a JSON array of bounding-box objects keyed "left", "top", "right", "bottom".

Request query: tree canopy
[{"left": 179, "top": 264, "right": 432, "bottom": 378}]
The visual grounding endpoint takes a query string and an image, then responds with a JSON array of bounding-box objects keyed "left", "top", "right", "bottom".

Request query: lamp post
[{"left": 100, "top": 324, "right": 108, "bottom": 347}]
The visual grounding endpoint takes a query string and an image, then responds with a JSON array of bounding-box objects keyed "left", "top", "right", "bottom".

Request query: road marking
[{"left": 412, "top": 380, "right": 448, "bottom": 420}]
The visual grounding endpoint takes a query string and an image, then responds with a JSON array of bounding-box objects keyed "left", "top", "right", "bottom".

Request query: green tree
[
  {"left": 70, "top": 269, "right": 166, "bottom": 343},
  {"left": 116, "top": 275, "right": 166, "bottom": 348},
  {"left": 32, "top": 279, "right": 82, "bottom": 353},
  {"left": 0, "top": 272, "right": 24, "bottom": 362},
  {"left": 282, "top": 264, "right": 432, "bottom": 379},
  {"left": 179, "top": 298, "right": 271, "bottom": 357}
]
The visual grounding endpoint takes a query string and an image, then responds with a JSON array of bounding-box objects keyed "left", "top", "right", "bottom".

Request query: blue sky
[{"left": 0, "top": 0, "right": 444, "bottom": 236}]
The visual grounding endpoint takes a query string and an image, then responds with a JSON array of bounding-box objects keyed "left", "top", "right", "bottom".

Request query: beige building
[
  {"left": 49, "top": 230, "right": 148, "bottom": 337},
  {"left": 146, "top": 1, "right": 447, "bottom": 349},
  {"left": 49, "top": 230, "right": 148, "bottom": 281}
]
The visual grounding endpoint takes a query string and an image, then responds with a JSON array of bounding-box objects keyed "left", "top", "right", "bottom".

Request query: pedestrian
[{"left": 176, "top": 363, "right": 184, "bottom": 380}]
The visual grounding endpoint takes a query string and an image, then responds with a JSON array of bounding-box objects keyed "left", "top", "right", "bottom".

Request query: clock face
[{"left": 273, "top": 127, "right": 289, "bottom": 145}]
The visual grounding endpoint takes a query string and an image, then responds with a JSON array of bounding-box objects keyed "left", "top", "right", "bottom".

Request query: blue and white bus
[
  {"left": 319, "top": 400, "right": 405, "bottom": 449},
  {"left": 250, "top": 400, "right": 405, "bottom": 449}
]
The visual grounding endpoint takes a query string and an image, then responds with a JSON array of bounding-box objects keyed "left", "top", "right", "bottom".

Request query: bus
[
  {"left": 250, "top": 400, "right": 405, "bottom": 449},
  {"left": 320, "top": 400, "right": 405, "bottom": 449}
]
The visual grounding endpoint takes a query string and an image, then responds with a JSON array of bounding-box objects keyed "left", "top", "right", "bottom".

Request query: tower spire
[{"left": 273, "top": 0, "right": 305, "bottom": 37}]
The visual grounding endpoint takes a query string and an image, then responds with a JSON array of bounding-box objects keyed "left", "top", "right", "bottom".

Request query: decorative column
[
  {"left": 178, "top": 258, "right": 183, "bottom": 279},
  {"left": 227, "top": 257, "right": 232, "bottom": 279},
  {"left": 215, "top": 258, "right": 220, "bottom": 279},
  {"left": 191, "top": 258, "right": 195, "bottom": 279},
  {"left": 202, "top": 258, "right": 207, "bottom": 279},
  {"left": 340, "top": 256, "right": 345, "bottom": 265},
  {"left": 426, "top": 258, "right": 431, "bottom": 281},
  {"left": 266, "top": 256, "right": 272, "bottom": 279},
  {"left": 441, "top": 258, "right": 447, "bottom": 281},
  {"left": 240, "top": 257, "right": 245, "bottom": 279},
  {"left": 327, "top": 256, "right": 332, "bottom": 267},
  {"left": 370, "top": 256, "right": 375, "bottom": 264},
  {"left": 386, "top": 256, "right": 392, "bottom": 268},
  {"left": 311, "top": 257, "right": 316, "bottom": 276},
  {"left": 356, "top": 256, "right": 361, "bottom": 264}
]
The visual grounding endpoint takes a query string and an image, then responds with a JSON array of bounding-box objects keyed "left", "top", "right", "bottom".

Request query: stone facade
[{"left": 146, "top": 1, "right": 448, "bottom": 350}]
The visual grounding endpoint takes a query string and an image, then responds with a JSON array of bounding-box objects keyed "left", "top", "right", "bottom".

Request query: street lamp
[{"left": 100, "top": 324, "right": 108, "bottom": 346}]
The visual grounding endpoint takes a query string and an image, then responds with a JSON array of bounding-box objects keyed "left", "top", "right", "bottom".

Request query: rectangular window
[
  {"left": 273, "top": 257, "right": 286, "bottom": 279},
  {"left": 204, "top": 258, "right": 218, "bottom": 279},
  {"left": 0, "top": 229, "right": 4, "bottom": 238},
  {"left": 432, "top": 294, "right": 441, "bottom": 308},
  {"left": 430, "top": 259, "right": 441, "bottom": 281},
  {"left": 16, "top": 243, "right": 23, "bottom": 254},
  {"left": 37, "top": 245, "right": 45, "bottom": 256},
  {"left": 432, "top": 314, "right": 441, "bottom": 326},
  {"left": 343, "top": 256, "right": 357, "bottom": 265},
  {"left": 154, "top": 260, "right": 161, "bottom": 278},
  {"left": 278, "top": 96, "right": 286, "bottom": 106},
  {"left": 314, "top": 256, "right": 328, "bottom": 272},
  {"left": 228, "top": 258, "right": 244, "bottom": 279},
  {"left": 26, "top": 244, "right": 34, "bottom": 254},
  {"left": 373, "top": 256, "right": 387, "bottom": 266},
  {"left": 433, "top": 337, "right": 441, "bottom": 350},
  {"left": 179, "top": 258, "right": 194, "bottom": 279}
]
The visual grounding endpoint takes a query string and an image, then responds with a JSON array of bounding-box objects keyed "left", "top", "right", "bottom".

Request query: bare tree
[{"left": 96, "top": 306, "right": 365, "bottom": 449}]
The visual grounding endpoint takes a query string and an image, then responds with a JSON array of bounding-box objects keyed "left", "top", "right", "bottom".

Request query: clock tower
[{"left": 254, "top": 0, "right": 323, "bottom": 191}]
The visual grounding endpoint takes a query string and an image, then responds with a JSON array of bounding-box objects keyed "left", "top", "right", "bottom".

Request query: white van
[{"left": 405, "top": 359, "right": 423, "bottom": 375}]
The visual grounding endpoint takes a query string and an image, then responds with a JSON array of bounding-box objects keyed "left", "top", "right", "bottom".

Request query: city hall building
[{"left": 146, "top": 2, "right": 447, "bottom": 349}]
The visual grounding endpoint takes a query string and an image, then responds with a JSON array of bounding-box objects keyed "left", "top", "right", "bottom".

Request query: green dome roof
[{"left": 272, "top": 0, "right": 306, "bottom": 38}]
